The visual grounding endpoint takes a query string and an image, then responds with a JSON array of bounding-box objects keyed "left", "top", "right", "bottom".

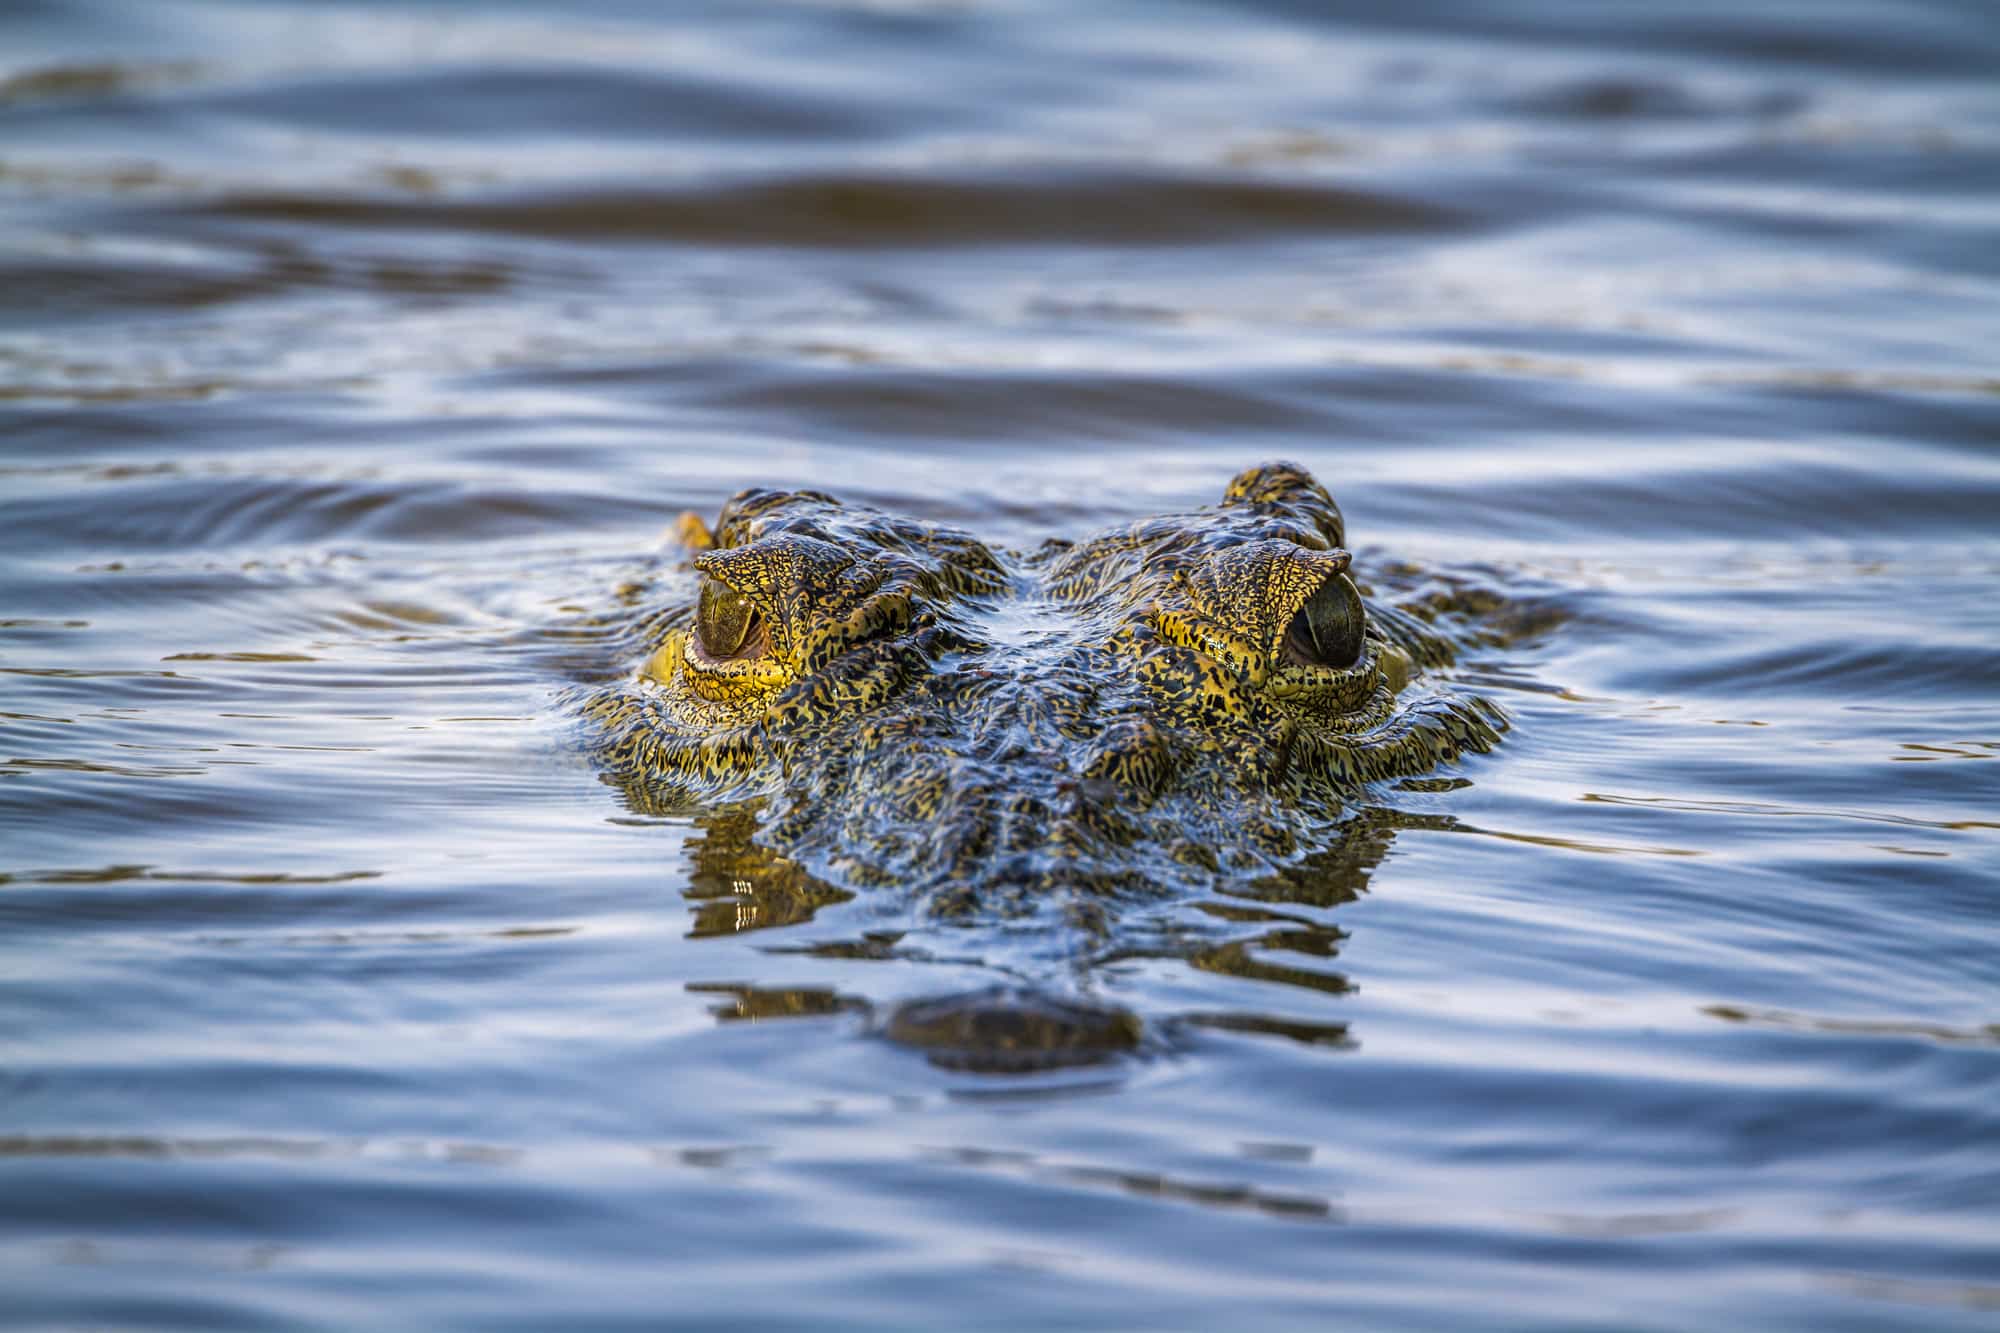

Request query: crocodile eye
[
  {"left": 1284, "top": 572, "right": 1364, "bottom": 669},
  {"left": 695, "top": 578, "right": 757, "bottom": 658}
]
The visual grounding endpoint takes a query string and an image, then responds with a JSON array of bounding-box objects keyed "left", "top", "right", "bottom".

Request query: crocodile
[{"left": 579, "top": 462, "right": 1519, "bottom": 1067}]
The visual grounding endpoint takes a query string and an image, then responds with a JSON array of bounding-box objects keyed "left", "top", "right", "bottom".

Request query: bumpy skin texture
[{"left": 582, "top": 462, "right": 1504, "bottom": 926}]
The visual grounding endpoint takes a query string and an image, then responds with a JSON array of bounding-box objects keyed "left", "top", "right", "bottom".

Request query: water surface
[{"left": 3, "top": 0, "right": 1998, "bottom": 1328}]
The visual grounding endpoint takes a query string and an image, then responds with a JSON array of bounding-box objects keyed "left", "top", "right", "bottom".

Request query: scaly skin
[{"left": 581, "top": 462, "right": 1506, "bottom": 931}]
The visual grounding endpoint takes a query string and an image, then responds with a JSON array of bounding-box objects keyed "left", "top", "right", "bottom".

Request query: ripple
[
  {"left": 0, "top": 60, "right": 203, "bottom": 106},
  {"left": 699, "top": 367, "right": 1326, "bottom": 441},
  {"left": 931, "top": 1144, "right": 1338, "bottom": 1221},
  {"left": 185, "top": 170, "right": 1469, "bottom": 248},
  {"left": 5, "top": 473, "right": 664, "bottom": 551},
  {"left": 189, "top": 64, "right": 902, "bottom": 143},
  {"left": 0, "top": 243, "right": 522, "bottom": 322},
  {"left": 1702, "top": 1004, "right": 2000, "bottom": 1045},
  {"left": 1498, "top": 74, "right": 1801, "bottom": 123}
]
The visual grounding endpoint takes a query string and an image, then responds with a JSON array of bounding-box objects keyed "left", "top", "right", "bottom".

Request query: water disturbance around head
[{"left": 577, "top": 462, "right": 1528, "bottom": 1064}]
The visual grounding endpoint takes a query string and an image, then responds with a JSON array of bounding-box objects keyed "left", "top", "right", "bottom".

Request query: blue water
[{"left": 2, "top": 1, "right": 1997, "bottom": 1327}]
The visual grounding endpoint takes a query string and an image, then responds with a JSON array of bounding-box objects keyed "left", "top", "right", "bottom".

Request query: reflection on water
[
  {"left": 678, "top": 806, "right": 855, "bottom": 938},
  {"left": 932, "top": 1145, "right": 1340, "bottom": 1222},
  {"left": 670, "top": 802, "right": 1447, "bottom": 1069},
  {"left": 688, "top": 982, "right": 867, "bottom": 1023},
  {"left": 4, "top": 0, "right": 1999, "bottom": 1327}
]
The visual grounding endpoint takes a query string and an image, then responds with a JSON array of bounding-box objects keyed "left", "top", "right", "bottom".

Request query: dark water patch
[
  {"left": 1821, "top": 1274, "right": 2000, "bottom": 1318},
  {"left": 0, "top": 397, "right": 363, "bottom": 459},
  {"left": 1585, "top": 563, "right": 2000, "bottom": 709},
  {"left": 0, "top": 617, "right": 91, "bottom": 643},
  {"left": 1364, "top": 452, "right": 2000, "bottom": 543},
  {"left": 882, "top": 987, "right": 1145, "bottom": 1073},
  {"left": 1179, "top": 1010, "right": 1355, "bottom": 1050},
  {"left": 0, "top": 663, "right": 224, "bottom": 696},
  {"left": 188, "top": 64, "right": 908, "bottom": 143},
  {"left": 1230, "top": 0, "right": 2000, "bottom": 80},
  {"left": 0, "top": 156, "right": 197, "bottom": 196},
  {"left": 0, "top": 403, "right": 191, "bottom": 455},
  {"left": 1617, "top": 632, "right": 2000, "bottom": 703},
  {"left": 1218, "top": 1037, "right": 2000, "bottom": 1182},
  {"left": 2, "top": 865, "right": 380, "bottom": 888},
  {"left": 0, "top": 1152, "right": 624, "bottom": 1238},
  {"left": 2, "top": 474, "right": 663, "bottom": 552},
  {"left": 1651, "top": 129, "right": 2000, "bottom": 202},
  {"left": 0, "top": 872, "right": 601, "bottom": 947},
  {"left": 162, "top": 650, "right": 319, "bottom": 662},
  {"left": 1496, "top": 73, "right": 1806, "bottom": 123},
  {"left": 183, "top": 170, "right": 1470, "bottom": 248},
  {"left": 1650, "top": 188, "right": 2000, "bottom": 283},
  {"left": 0, "top": 60, "right": 203, "bottom": 106},
  {"left": 0, "top": 252, "right": 278, "bottom": 321},
  {"left": 680, "top": 364, "right": 1718, "bottom": 474},
  {"left": 1574, "top": 791, "right": 1999, "bottom": 839},
  {"left": 933, "top": 1143, "right": 1337, "bottom": 1220},
  {"left": 0, "top": 239, "right": 530, "bottom": 324},
  {"left": 0, "top": 569, "right": 398, "bottom": 665},
  {"left": 0, "top": 1134, "right": 341, "bottom": 1160},
  {"left": 1702, "top": 1005, "right": 2000, "bottom": 1047},
  {"left": 1700, "top": 378, "right": 2000, "bottom": 459},
  {"left": 698, "top": 367, "right": 1328, "bottom": 442},
  {"left": 0, "top": 740, "right": 566, "bottom": 847},
  {"left": 4, "top": 753, "right": 212, "bottom": 780}
]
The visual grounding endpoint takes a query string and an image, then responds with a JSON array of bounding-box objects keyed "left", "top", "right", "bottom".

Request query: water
[{"left": 3, "top": 0, "right": 1997, "bottom": 1327}]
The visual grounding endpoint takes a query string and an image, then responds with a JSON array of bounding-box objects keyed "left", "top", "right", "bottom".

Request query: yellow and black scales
[{"left": 581, "top": 462, "right": 1510, "bottom": 931}]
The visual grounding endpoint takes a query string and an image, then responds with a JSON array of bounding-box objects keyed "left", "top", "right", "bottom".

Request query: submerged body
[{"left": 584, "top": 463, "right": 1505, "bottom": 930}]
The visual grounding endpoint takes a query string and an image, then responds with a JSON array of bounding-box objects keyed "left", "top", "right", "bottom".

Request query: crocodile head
[{"left": 582, "top": 461, "right": 1505, "bottom": 928}]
